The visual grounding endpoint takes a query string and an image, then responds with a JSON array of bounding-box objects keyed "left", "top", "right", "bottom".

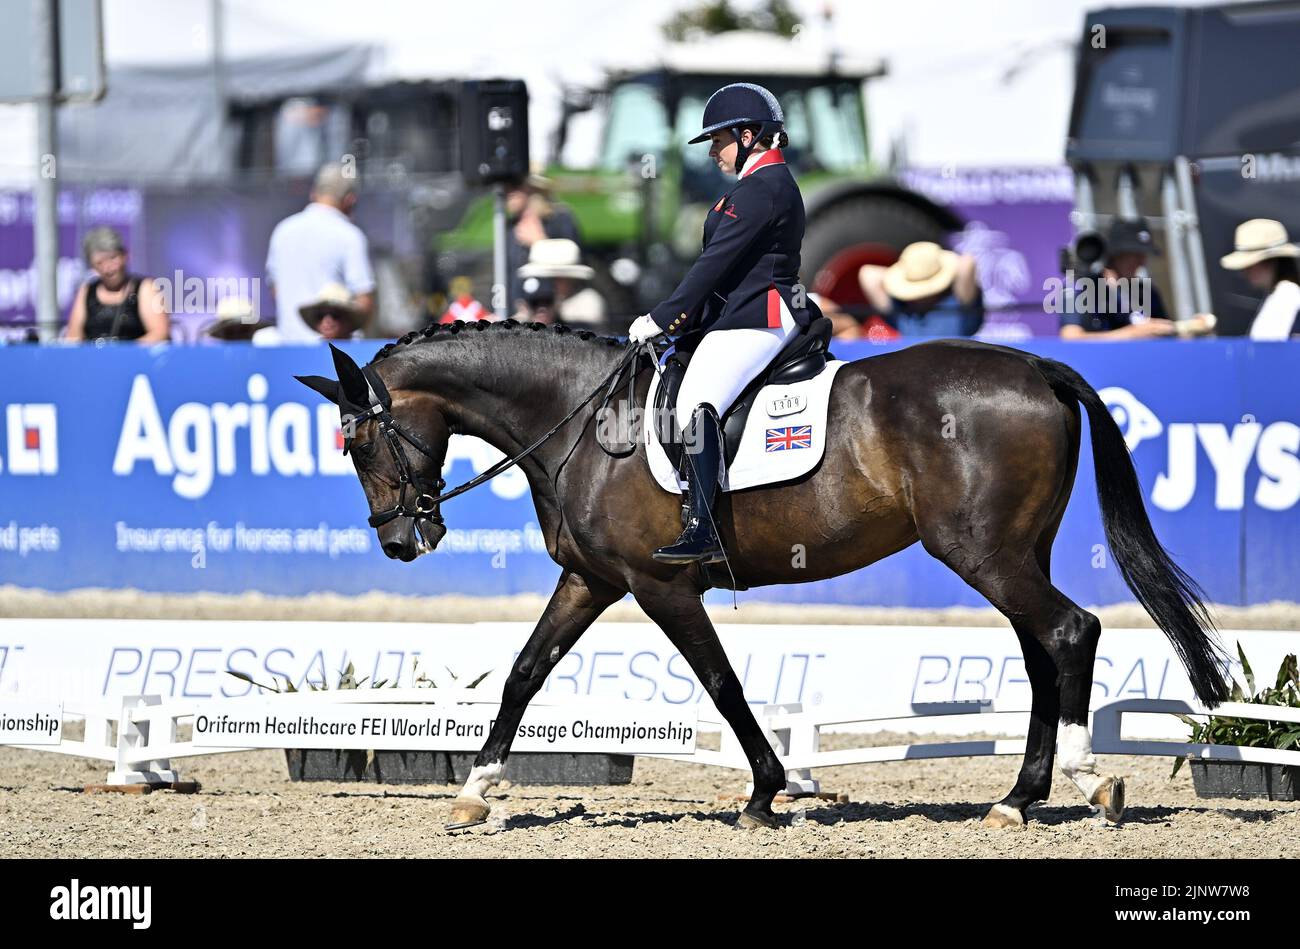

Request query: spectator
[
  {"left": 514, "top": 239, "right": 606, "bottom": 329},
  {"left": 439, "top": 276, "right": 493, "bottom": 324},
  {"left": 65, "top": 227, "right": 169, "bottom": 343},
  {"left": 263, "top": 162, "right": 375, "bottom": 343},
  {"left": 1217, "top": 218, "right": 1300, "bottom": 340},
  {"left": 295, "top": 283, "right": 366, "bottom": 341},
  {"left": 505, "top": 174, "right": 582, "bottom": 310},
  {"left": 516, "top": 276, "right": 557, "bottom": 325},
  {"left": 1059, "top": 218, "right": 1176, "bottom": 340},
  {"left": 859, "top": 242, "right": 983, "bottom": 337},
  {"left": 205, "top": 297, "right": 273, "bottom": 342}
]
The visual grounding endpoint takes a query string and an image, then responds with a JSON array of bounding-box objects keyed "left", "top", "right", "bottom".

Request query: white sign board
[
  {"left": 192, "top": 702, "right": 696, "bottom": 754},
  {"left": 1, "top": 619, "right": 1296, "bottom": 738},
  {"left": 0, "top": 701, "right": 62, "bottom": 744}
]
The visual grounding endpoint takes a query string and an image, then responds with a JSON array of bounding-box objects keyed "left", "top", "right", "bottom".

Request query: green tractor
[{"left": 436, "top": 32, "right": 960, "bottom": 328}]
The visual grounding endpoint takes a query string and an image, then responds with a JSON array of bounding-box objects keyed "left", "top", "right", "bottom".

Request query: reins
[{"left": 359, "top": 341, "right": 645, "bottom": 530}]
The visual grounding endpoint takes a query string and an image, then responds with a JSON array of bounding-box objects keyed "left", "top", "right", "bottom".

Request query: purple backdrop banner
[{"left": 900, "top": 166, "right": 1074, "bottom": 339}]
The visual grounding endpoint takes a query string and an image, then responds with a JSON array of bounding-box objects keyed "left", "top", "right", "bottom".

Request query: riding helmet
[{"left": 688, "top": 82, "right": 785, "bottom": 145}]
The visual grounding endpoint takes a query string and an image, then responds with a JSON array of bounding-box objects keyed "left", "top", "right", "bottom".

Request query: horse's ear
[
  {"left": 294, "top": 375, "right": 340, "bottom": 404},
  {"left": 329, "top": 344, "right": 371, "bottom": 407}
]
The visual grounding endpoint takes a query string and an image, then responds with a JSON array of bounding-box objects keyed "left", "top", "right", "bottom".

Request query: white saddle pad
[{"left": 644, "top": 360, "right": 846, "bottom": 494}]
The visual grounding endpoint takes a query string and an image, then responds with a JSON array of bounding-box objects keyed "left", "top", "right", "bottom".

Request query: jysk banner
[{"left": 0, "top": 340, "right": 1295, "bottom": 606}]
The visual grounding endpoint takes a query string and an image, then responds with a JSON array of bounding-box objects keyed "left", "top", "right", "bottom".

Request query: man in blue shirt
[{"left": 263, "top": 163, "right": 375, "bottom": 344}]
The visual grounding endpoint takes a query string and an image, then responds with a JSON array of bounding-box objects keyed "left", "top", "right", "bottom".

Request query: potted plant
[
  {"left": 227, "top": 663, "right": 633, "bottom": 787},
  {"left": 1172, "top": 648, "right": 1300, "bottom": 801}
]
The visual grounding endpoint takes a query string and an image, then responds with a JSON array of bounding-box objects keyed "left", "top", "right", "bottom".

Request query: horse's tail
[{"left": 1032, "top": 356, "right": 1231, "bottom": 707}]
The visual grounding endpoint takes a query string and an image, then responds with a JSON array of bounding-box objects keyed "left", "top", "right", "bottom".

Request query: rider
[{"left": 628, "top": 83, "right": 820, "bottom": 564}]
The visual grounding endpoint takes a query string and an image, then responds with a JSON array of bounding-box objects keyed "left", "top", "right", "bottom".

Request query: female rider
[{"left": 628, "top": 83, "right": 820, "bottom": 565}]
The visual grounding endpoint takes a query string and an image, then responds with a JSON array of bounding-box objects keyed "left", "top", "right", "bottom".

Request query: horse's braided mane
[{"left": 367, "top": 319, "right": 625, "bottom": 366}]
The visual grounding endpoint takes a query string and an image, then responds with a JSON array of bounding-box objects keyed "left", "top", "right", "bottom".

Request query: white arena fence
[{"left": 2, "top": 689, "right": 1298, "bottom": 794}]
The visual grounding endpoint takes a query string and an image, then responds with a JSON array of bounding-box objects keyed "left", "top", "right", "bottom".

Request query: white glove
[{"left": 628, "top": 314, "right": 664, "bottom": 344}]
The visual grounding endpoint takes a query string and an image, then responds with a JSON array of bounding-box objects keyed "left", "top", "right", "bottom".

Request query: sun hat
[
  {"left": 298, "top": 282, "right": 364, "bottom": 331},
  {"left": 206, "top": 296, "right": 273, "bottom": 340},
  {"left": 880, "top": 242, "right": 959, "bottom": 302},
  {"left": 518, "top": 239, "right": 594, "bottom": 281},
  {"left": 1219, "top": 219, "right": 1300, "bottom": 270}
]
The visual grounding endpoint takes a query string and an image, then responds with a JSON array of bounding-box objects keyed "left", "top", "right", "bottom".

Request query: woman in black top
[{"left": 66, "top": 227, "right": 169, "bottom": 343}]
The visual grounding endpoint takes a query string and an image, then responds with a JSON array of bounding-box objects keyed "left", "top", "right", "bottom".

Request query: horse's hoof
[
  {"left": 981, "top": 803, "right": 1025, "bottom": 829},
  {"left": 446, "top": 797, "right": 491, "bottom": 831},
  {"left": 1090, "top": 775, "right": 1125, "bottom": 823},
  {"left": 736, "top": 808, "right": 779, "bottom": 830}
]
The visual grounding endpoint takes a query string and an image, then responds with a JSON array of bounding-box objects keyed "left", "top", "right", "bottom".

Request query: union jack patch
[{"left": 765, "top": 425, "right": 812, "bottom": 451}]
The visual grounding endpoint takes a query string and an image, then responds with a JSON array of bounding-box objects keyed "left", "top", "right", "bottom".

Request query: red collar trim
[{"left": 739, "top": 148, "right": 785, "bottom": 179}]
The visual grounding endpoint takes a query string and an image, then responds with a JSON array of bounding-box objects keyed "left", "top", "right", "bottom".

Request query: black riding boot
[{"left": 653, "top": 404, "right": 726, "bottom": 565}]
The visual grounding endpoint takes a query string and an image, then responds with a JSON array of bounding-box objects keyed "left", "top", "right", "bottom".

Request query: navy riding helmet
[{"left": 688, "top": 82, "right": 785, "bottom": 169}]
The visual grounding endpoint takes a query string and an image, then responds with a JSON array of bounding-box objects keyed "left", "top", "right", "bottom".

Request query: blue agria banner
[{"left": 0, "top": 340, "right": 1296, "bottom": 606}]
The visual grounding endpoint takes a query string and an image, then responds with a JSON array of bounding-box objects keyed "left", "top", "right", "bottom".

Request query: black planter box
[
  {"left": 284, "top": 749, "right": 633, "bottom": 786},
  {"left": 1189, "top": 760, "right": 1300, "bottom": 801}
]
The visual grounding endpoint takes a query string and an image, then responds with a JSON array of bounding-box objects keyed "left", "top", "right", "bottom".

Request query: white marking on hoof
[
  {"left": 459, "top": 761, "right": 504, "bottom": 802},
  {"left": 1057, "top": 722, "right": 1108, "bottom": 801},
  {"left": 982, "top": 803, "right": 1025, "bottom": 829}
]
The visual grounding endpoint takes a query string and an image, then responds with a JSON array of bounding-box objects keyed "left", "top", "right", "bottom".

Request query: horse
[{"left": 296, "top": 319, "right": 1229, "bottom": 831}]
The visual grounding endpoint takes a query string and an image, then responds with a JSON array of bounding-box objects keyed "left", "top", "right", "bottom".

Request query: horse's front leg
[{"left": 447, "top": 570, "right": 623, "bottom": 830}]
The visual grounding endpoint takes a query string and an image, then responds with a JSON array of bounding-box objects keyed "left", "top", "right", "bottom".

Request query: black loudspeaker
[{"left": 459, "top": 79, "right": 530, "bottom": 185}]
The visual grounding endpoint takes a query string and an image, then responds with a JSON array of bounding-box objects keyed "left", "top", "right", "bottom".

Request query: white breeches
[{"left": 675, "top": 307, "right": 800, "bottom": 433}]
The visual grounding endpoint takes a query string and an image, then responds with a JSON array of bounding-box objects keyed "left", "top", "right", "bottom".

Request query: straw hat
[
  {"left": 1219, "top": 219, "right": 1300, "bottom": 271},
  {"left": 298, "top": 282, "right": 364, "bottom": 331},
  {"left": 881, "top": 242, "right": 959, "bottom": 301},
  {"left": 205, "top": 296, "right": 273, "bottom": 340},
  {"left": 518, "top": 239, "right": 594, "bottom": 281}
]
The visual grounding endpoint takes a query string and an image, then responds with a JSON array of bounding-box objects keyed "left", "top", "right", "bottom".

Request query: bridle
[
  {"left": 343, "top": 376, "right": 449, "bottom": 532},
  {"left": 347, "top": 343, "right": 645, "bottom": 537}
]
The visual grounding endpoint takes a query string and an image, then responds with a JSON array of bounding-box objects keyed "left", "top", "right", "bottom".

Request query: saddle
[{"left": 652, "top": 316, "right": 833, "bottom": 471}]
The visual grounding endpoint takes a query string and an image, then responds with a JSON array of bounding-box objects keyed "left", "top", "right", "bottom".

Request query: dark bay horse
[{"left": 297, "top": 320, "right": 1228, "bottom": 831}]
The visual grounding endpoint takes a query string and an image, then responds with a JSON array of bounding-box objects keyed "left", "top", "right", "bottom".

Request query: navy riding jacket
[{"left": 649, "top": 150, "right": 820, "bottom": 336}]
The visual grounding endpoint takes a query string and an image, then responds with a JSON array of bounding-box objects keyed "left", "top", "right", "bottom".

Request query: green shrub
[{"left": 1171, "top": 646, "right": 1300, "bottom": 777}]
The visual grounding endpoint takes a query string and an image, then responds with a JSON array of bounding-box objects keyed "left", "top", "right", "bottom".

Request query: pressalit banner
[
  {"left": 0, "top": 619, "right": 1294, "bottom": 739},
  {"left": 0, "top": 340, "right": 1297, "bottom": 607}
]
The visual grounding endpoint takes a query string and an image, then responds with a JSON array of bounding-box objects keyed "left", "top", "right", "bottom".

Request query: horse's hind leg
[
  {"left": 933, "top": 550, "right": 1123, "bottom": 827},
  {"left": 1050, "top": 604, "right": 1126, "bottom": 823},
  {"left": 998, "top": 577, "right": 1123, "bottom": 821},
  {"left": 632, "top": 584, "right": 788, "bottom": 829}
]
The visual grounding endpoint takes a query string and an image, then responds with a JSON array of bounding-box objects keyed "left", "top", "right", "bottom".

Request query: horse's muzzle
[{"left": 378, "top": 517, "right": 445, "bottom": 561}]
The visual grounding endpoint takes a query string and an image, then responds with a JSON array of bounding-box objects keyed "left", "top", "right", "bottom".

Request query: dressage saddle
[{"left": 652, "top": 315, "right": 833, "bottom": 471}]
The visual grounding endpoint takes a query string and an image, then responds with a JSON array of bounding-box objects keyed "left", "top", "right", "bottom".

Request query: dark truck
[{"left": 1068, "top": 2, "right": 1300, "bottom": 334}]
